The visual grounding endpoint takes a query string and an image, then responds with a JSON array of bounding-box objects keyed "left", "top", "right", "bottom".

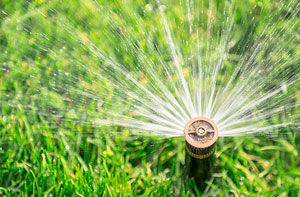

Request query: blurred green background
[{"left": 0, "top": 0, "right": 300, "bottom": 196}]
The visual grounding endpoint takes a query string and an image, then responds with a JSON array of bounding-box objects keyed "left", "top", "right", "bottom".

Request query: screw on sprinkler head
[
  {"left": 184, "top": 117, "right": 218, "bottom": 191},
  {"left": 184, "top": 116, "right": 218, "bottom": 159}
]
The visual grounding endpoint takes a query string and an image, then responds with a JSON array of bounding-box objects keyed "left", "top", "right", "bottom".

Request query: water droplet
[
  {"left": 281, "top": 83, "right": 287, "bottom": 94},
  {"left": 159, "top": 5, "right": 166, "bottom": 12},
  {"left": 145, "top": 4, "right": 153, "bottom": 12}
]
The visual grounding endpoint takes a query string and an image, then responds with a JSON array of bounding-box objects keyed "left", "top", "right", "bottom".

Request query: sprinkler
[{"left": 184, "top": 117, "right": 218, "bottom": 191}]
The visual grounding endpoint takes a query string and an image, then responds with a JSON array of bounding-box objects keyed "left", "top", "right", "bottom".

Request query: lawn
[{"left": 0, "top": 0, "right": 300, "bottom": 196}]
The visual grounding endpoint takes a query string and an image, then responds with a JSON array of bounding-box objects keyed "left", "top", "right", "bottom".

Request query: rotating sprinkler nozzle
[{"left": 184, "top": 117, "right": 218, "bottom": 191}]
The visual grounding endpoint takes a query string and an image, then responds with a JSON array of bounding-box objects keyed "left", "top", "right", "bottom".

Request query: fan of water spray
[
  {"left": 78, "top": 0, "right": 300, "bottom": 137},
  {"left": 0, "top": 0, "right": 299, "bottom": 142}
]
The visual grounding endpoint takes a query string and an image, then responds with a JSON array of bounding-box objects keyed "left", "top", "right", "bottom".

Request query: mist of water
[{"left": 1, "top": 0, "right": 300, "bottom": 138}]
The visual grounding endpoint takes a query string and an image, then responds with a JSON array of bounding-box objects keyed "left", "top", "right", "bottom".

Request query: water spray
[{"left": 184, "top": 117, "right": 218, "bottom": 190}]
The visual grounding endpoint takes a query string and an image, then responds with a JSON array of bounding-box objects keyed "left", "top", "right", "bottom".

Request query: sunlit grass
[{"left": 0, "top": 0, "right": 299, "bottom": 195}]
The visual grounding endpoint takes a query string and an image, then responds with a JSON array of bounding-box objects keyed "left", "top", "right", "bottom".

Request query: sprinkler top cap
[{"left": 184, "top": 116, "right": 218, "bottom": 149}]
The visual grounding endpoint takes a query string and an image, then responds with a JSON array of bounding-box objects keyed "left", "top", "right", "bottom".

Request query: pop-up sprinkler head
[
  {"left": 184, "top": 117, "right": 218, "bottom": 191},
  {"left": 184, "top": 117, "right": 218, "bottom": 159}
]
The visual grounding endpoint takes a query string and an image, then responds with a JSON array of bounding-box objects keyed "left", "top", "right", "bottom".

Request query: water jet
[{"left": 184, "top": 117, "right": 218, "bottom": 190}]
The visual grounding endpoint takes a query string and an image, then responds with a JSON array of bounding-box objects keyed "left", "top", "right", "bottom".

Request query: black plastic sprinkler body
[{"left": 184, "top": 117, "right": 218, "bottom": 191}]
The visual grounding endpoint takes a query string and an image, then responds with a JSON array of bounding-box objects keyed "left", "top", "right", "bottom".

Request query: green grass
[{"left": 1, "top": 0, "right": 300, "bottom": 196}]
